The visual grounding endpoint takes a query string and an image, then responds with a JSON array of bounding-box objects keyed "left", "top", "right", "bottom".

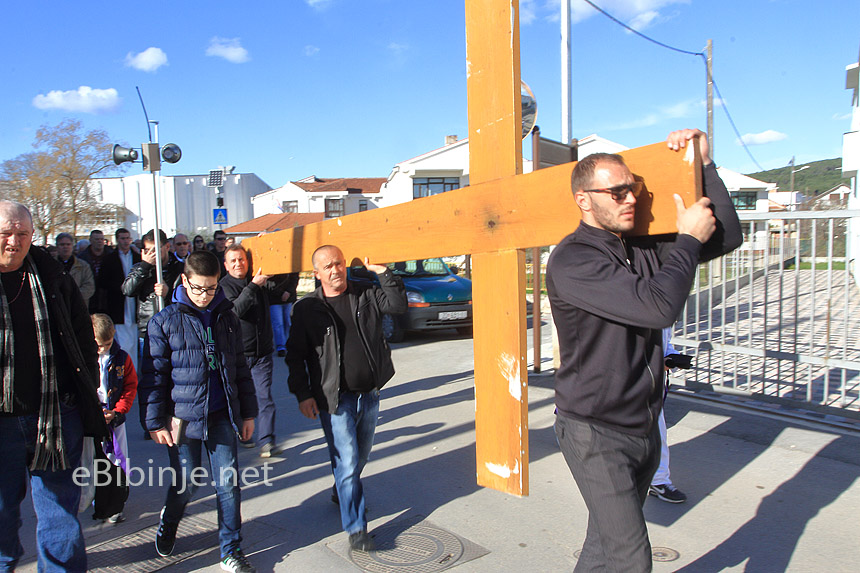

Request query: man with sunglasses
[{"left": 547, "top": 129, "right": 742, "bottom": 572}]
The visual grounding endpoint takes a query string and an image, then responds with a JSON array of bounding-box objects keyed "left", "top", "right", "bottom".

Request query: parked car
[{"left": 349, "top": 258, "right": 472, "bottom": 342}]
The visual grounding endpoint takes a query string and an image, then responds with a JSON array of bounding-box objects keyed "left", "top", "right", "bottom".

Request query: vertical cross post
[{"left": 466, "top": 0, "right": 529, "bottom": 495}]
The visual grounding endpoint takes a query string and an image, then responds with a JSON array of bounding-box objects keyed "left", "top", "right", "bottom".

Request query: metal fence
[{"left": 672, "top": 210, "right": 860, "bottom": 416}]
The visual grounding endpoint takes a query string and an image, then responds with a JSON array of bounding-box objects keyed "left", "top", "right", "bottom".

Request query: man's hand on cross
[
  {"left": 673, "top": 193, "right": 716, "bottom": 244},
  {"left": 363, "top": 257, "right": 388, "bottom": 275},
  {"left": 666, "top": 128, "right": 712, "bottom": 166}
]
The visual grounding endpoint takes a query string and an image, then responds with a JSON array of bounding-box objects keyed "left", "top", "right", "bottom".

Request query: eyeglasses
[
  {"left": 583, "top": 181, "right": 644, "bottom": 202},
  {"left": 185, "top": 277, "right": 219, "bottom": 296},
  {"left": 194, "top": 239, "right": 204, "bottom": 243},
  {"left": 215, "top": 237, "right": 227, "bottom": 241}
]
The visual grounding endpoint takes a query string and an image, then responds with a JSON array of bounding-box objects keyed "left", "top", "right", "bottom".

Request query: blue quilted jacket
[{"left": 138, "top": 286, "right": 257, "bottom": 440}]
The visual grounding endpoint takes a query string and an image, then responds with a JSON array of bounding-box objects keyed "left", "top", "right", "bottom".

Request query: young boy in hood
[{"left": 138, "top": 250, "right": 258, "bottom": 573}]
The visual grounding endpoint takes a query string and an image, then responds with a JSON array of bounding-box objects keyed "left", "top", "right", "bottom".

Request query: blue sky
[{"left": 2, "top": 0, "right": 857, "bottom": 189}]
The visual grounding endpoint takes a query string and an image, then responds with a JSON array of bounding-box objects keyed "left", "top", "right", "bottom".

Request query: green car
[{"left": 349, "top": 258, "right": 472, "bottom": 342}]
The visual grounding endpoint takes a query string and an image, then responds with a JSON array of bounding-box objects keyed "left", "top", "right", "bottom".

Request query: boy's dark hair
[
  {"left": 115, "top": 227, "right": 131, "bottom": 240},
  {"left": 184, "top": 250, "right": 220, "bottom": 278},
  {"left": 213, "top": 229, "right": 227, "bottom": 239},
  {"left": 142, "top": 228, "right": 168, "bottom": 245},
  {"left": 570, "top": 153, "right": 627, "bottom": 195}
]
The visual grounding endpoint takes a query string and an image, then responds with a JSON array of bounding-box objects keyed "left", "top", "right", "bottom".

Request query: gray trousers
[{"left": 555, "top": 413, "right": 661, "bottom": 572}]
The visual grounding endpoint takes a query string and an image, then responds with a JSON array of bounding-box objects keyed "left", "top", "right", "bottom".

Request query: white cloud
[
  {"left": 388, "top": 42, "right": 408, "bottom": 55},
  {"left": 124, "top": 47, "right": 168, "bottom": 72},
  {"left": 627, "top": 10, "right": 659, "bottom": 30},
  {"left": 565, "top": 0, "right": 690, "bottom": 25},
  {"left": 32, "top": 86, "right": 120, "bottom": 114},
  {"left": 303, "top": 45, "right": 320, "bottom": 57},
  {"left": 608, "top": 98, "right": 698, "bottom": 130},
  {"left": 737, "top": 130, "right": 787, "bottom": 146},
  {"left": 832, "top": 112, "right": 852, "bottom": 121},
  {"left": 520, "top": 0, "right": 538, "bottom": 25},
  {"left": 206, "top": 37, "right": 250, "bottom": 63},
  {"left": 305, "top": 0, "right": 332, "bottom": 8}
]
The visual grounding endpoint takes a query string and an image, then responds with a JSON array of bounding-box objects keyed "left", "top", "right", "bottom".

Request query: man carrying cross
[{"left": 547, "top": 129, "right": 742, "bottom": 572}]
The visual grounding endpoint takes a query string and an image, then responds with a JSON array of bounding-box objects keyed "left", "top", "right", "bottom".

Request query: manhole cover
[
  {"left": 573, "top": 546, "right": 679, "bottom": 563},
  {"left": 86, "top": 514, "right": 219, "bottom": 572},
  {"left": 652, "top": 546, "right": 680, "bottom": 562},
  {"left": 345, "top": 516, "right": 488, "bottom": 572}
]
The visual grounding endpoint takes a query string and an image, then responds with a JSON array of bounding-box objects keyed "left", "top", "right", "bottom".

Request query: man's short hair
[
  {"left": 142, "top": 228, "right": 168, "bottom": 245},
  {"left": 55, "top": 232, "right": 74, "bottom": 244},
  {"left": 225, "top": 244, "right": 246, "bottom": 257},
  {"left": 311, "top": 244, "right": 342, "bottom": 270},
  {"left": 213, "top": 230, "right": 227, "bottom": 239},
  {"left": 115, "top": 228, "right": 131, "bottom": 240},
  {"left": 0, "top": 201, "right": 33, "bottom": 227},
  {"left": 184, "top": 250, "right": 220, "bottom": 278},
  {"left": 91, "top": 313, "right": 116, "bottom": 341},
  {"left": 89, "top": 229, "right": 104, "bottom": 239},
  {"left": 570, "top": 153, "right": 627, "bottom": 194}
]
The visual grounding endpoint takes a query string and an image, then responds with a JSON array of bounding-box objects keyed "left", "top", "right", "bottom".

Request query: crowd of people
[{"left": 0, "top": 128, "right": 741, "bottom": 573}]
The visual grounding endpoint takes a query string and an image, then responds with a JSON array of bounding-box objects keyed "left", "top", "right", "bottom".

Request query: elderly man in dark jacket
[
  {"left": 220, "top": 244, "right": 281, "bottom": 458},
  {"left": 0, "top": 201, "right": 107, "bottom": 571},
  {"left": 287, "top": 245, "right": 406, "bottom": 552}
]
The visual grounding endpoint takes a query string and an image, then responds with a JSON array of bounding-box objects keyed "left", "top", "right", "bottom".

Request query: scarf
[{"left": 0, "top": 254, "right": 67, "bottom": 471}]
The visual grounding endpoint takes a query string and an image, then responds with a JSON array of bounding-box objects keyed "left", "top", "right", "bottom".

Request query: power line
[{"left": 581, "top": 0, "right": 764, "bottom": 170}]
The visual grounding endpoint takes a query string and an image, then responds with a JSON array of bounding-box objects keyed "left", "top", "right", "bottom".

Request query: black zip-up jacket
[
  {"left": 121, "top": 257, "right": 183, "bottom": 335},
  {"left": 547, "top": 162, "right": 742, "bottom": 435},
  {"left": 286, "top": 270, "right": 407, "bottom": 413},
  {"left": 220, "top": 273, "right": 274, "bottom": 358}
]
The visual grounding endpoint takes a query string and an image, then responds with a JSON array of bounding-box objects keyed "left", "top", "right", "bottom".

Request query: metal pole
[
  {"left": 149, "top": 121, "right": 165, "bottom": 312},
  {"left": 706, "top": 39, "right": 714, "bottom": 156},
  {"left": 561, "top": 0, "right": 572, "bottom": 143}
]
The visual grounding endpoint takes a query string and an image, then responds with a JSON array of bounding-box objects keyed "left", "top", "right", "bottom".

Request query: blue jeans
[
  {"left": 319, "top": 390, "right": 379, "bottom": 535},
  {"left": 246, "top": 354, "right": 275, "bottom": 446},
  {"left": 269, "top": 303, "right": 292, "bottom": 352},
  {"left": 162, "top": 410, "right": 242, "bottom": 558},
  {"left": 0, "top": 403, "right": 86, "bottom": 572}
]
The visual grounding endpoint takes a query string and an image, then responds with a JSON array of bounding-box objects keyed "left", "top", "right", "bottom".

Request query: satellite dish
[{"left": 521, "top": 80, "right": 537, "bottom": 139}]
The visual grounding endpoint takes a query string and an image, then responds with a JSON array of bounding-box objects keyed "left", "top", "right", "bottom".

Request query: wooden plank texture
[{"left": 241, "top": 142, "right": 701, "bottom": 274}]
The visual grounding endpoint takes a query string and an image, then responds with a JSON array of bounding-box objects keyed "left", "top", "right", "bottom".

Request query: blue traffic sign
[{"left": 213, "top": 209, "right": 228, "bottom": 225}]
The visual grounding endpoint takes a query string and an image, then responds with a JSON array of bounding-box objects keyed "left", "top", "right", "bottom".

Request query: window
[
  {"left": 731, "top": 191, "right": 757, "bottom": 210},
  {"left": 359, "top": 199, "right": 368, "bottom": 212},
  {"left": 281, "top": 200, "right": 298, "bottom": 213},
  {"left": 325, "top": 198, "right": 345, "bottom": 218},
  {"left": 413, "top": 177, "right": 460, "bottom": 199}
]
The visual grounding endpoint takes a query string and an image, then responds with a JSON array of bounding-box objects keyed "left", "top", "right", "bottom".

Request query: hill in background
[{"left": 746, "top": 158, "right": 844, "bottom": 196}]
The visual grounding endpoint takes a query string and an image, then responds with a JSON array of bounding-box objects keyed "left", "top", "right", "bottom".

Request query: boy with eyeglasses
[{"left": 138, "top": 250, "right": 258, "bottom": 572}]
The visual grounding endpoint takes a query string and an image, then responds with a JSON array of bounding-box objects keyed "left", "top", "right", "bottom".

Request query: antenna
[{"left": 136, "top": 86, "right": 152, "bottom": 142}]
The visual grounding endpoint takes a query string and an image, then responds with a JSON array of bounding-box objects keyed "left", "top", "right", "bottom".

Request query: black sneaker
[
  {"left": 649, "top": 484, "right": 687, "bottom": 504},
  {"left": 331, "top": 484, "right": 339, "bottom": 505},
  {"left": 260, "top": 442, "right": 283, "bottom": 458},
  {"left": 220, "top": 548, "right": 256, "bottom": 572},
  {"left": 348, "top": 530, "right": 376, "bottom": 552},
  {"left": 239, "top": 439, "right": 255, "bottom": 449},
  {"left": 155, "top": 509, "right": 178, "bottom": 557}
]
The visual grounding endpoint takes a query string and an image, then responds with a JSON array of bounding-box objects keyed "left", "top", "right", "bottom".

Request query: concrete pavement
[{"left": 15, "top": 323, "right": 860, "bottom": 572}]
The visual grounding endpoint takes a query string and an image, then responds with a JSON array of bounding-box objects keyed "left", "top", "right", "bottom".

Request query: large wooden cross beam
[{"left": 243, "top": 0, "right": 702, "bottom": 496}]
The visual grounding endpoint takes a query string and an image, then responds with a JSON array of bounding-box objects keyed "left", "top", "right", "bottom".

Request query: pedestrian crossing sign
[{"left": 213, "top": 209, "right": 228, "bottom": 225}]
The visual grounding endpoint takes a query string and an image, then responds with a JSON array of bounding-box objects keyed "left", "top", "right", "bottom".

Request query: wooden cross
[{"left": 243, "top": 0, "right": 702, "bottom": 496}]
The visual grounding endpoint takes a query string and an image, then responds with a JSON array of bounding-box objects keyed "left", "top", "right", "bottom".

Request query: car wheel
[
  {"left": 456, "top": 326, "right": 473, "bottom": 338},
  {"left": 382, "top": 314, "right": 404, "bottom": 343}
]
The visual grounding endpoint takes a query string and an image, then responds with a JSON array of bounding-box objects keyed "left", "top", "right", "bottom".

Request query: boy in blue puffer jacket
[{"left": 138, "top": 250, "right": 258, "bottom": 573}]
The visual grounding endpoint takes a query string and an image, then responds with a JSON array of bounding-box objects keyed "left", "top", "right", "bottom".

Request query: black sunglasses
[{"left": 583, "top": 181, "right": 644, "bottom": 202}]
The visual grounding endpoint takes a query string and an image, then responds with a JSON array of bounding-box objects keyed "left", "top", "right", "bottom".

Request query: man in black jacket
[
  {"left": 98, "top": 228, "right": 142, "bottom": 369},
  {"left": 286, "top": 245, "right": 406, "bottom": 552},
  {"left": 220, "top": 244, "right": 281, "bottom": 458},
  {"left": 0, "top": 201, "right": 107, "bottom": 571},
  {"left": 546, "top": 129, "right": 742, "bottom": 572}
]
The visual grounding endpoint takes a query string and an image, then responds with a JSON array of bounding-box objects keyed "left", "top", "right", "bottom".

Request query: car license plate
[{"left": 438, "top": 311, "right": 467, "bottom": 321}]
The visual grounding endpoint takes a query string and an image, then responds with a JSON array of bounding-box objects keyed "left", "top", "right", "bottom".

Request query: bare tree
[{"left": 0, "top": 119, "right": 128, "bottom": 243}]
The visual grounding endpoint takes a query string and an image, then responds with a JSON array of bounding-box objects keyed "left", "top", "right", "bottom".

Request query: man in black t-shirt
[{"left": 286, "top": 245, "right": 406, "bottom": 553}]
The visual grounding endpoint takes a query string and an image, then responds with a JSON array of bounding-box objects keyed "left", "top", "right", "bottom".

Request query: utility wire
[{"left": 581, "top": 0, "right": 765, "bottom": 171}]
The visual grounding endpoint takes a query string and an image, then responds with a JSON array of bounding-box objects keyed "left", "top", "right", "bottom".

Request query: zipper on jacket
[{"left": 354, "top": 308, "right": 378, "bottom": 383}]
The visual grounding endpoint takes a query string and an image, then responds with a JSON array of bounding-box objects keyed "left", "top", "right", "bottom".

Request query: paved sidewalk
[{"left": 15, "top": 330, "right": 860, "bottom": 572}]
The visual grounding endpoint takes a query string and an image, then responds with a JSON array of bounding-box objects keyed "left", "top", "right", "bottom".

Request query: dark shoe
[
  {"left": 349, "top": 530, "right": 376, "bottom": 552},
  {"left": 107, "top": 512, "right": 125, "bottom": 524},
  {"left": 220, "top": 548, "right": 256, "bottom": 572},
  {"left": 260, "top": 442, "right": 283, "bottom": 458},
  {"left": 277, "top": 349, "right": 286, "bottom": 357},
  {"left": 649, "top": 483, "right": 687, "bottom": 504},
  {"left": 331, "top": 484, "right": 339, "bottom": 505},
  {"left": 155, "top": 509, "right": 178, "bottom": 557},
  {"left": 239, "top": 439, "right": 255, "bottom": 449}
]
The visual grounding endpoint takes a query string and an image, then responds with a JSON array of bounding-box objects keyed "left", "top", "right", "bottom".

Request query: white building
[
  {"left": 251, "top": 177, "right": 386, "bottom": 219},
  {"left": 91, "top": 170, "right": 271, "bottom": 240},
  {"left": 843, "top": 47, "right": 860, "bottom": 284}
]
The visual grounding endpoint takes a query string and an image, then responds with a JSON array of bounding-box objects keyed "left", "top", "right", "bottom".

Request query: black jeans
[{"left": 555, "top": 414, "right": 661, "bottom": 572}]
